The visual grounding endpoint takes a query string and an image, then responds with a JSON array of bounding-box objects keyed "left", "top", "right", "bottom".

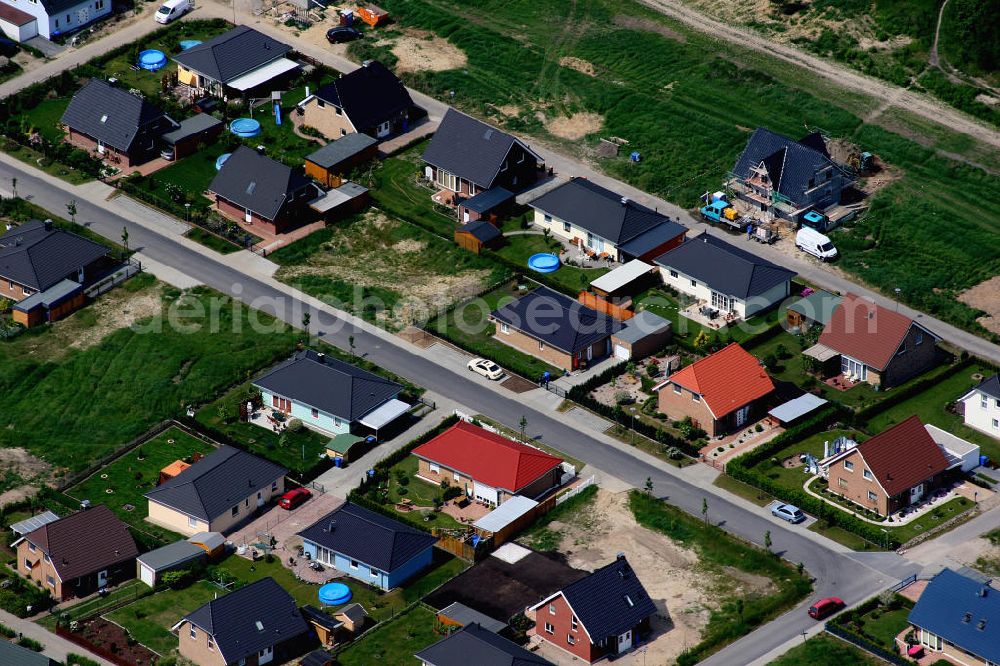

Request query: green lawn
[
  {"left": 380, "top": 456, "right": 464, "bottom": 531},
  {"left": 859, "top": 607, "right": 911, "bottom": 650},
  {"left": 808, "top": 522, "right": 873, "bottom": 551},
  {"left": 768, "top": 634, "right": 882, "bottom": 666},
  {"left": 105, "top": 580, "right": 220, "bottom": 656},
  {"left": 370, "top": 148, "right": 462, "bottom": 237},
  {"left": 0, "top": 288, "right": 300, "bottom": 472},
  {"left": 49, "top": 580, "right": 150, "bottom": 627},
  {"left": 493, "top": 233, "right": 609, "bottom": 295},
  {"left": 152, "top": 148, "right": 223, "bottom": 212},
  {"left": 195, "top": 382, "right": 330, "bottom": 477},
  {"left": 519, "top": 484, "right": 598, "bottom": 552},
  {"left": 714, "top": 474, "right": 773, "bottom": 507},
  {"left": 866, "top": 363, "right": 1000, "bottom": 462},
  {"left": 30, "top": 98, "right": 71, "bottom": 143},
  {"left": 749, "top": 429, "right": 864, "bottom": 495},
  {"left": 429, "top": 282, "right": 561, "bottom": 379},
  {"left": 184, "top": 227, "right": 242, "bottom": 254},
  {"left": 65, "top": 426, "right": 211, "bottom": 543},
  {"left": 334, "top": 604, "right": 441, "bottom": 666},
  {"left": 885, "top": 497, "right": 974, "bottom": 544}
]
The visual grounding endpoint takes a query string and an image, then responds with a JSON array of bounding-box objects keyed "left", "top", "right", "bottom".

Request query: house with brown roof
[
  {"left": 412, "top": 420, "right": 564, "bottom": 507},
  {"left": 819, "top": 416, "right": 951, "bottom": 517},
  {"left": 809, "top": 293, "right": 939, "bottom": 389},
  {"left": 655, "top": 343, "right": 774, "bottom": 438},
  {"left": 13, "top": 505, "right": 138, "bottom": 601}
]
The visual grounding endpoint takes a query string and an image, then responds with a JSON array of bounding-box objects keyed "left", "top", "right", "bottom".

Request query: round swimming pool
[
  {"left": 318, "top": 582, "right": 352, "bottom": 606},
  {"left": 230, "top": 118, "right": 262, "bottom": 138},
  {"left": 215, "top": 153, "right": 231, "bottom": 171},
  {"left": 527, "top": 252, "right": 560, "bottom": 273},
  {"left": 179, "top": 39, "right": 202, "bottom": 50},
  {"left": 138, "top": 49, "right": 167, "bottom": 71}
]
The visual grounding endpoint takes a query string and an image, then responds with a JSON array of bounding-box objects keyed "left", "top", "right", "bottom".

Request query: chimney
[
  {"left": 43, "top": 219, "right": 53, "bottom": 231},
  {"left": 317, "top": 352, "right": 325, "bottom": 362},
  {"left": 328, "top": 520, "right": 336, "bottom": 533},
  {"left": 616, "top": 551, "right": 625, "bottom": 561},
  {"left": 978, "top": 587, "right": 989, "bottom": 598},
  {"left": 620, "top": 196, "right": 628, "bottom": 206}
]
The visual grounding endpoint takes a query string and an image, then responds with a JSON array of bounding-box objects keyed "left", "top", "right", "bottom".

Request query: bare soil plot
[
  {"left": 545, "top": 112, "right": 604, "bottom": 140},
  {"left": 385, "top": 29, "right": 467, "bottom": 73},
  {"left": 959, "top": 275, "right": 1000, "bottom": 335}
]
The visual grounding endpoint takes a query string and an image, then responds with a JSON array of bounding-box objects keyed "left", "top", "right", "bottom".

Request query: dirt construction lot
[{"left": 535, "top": 489, "right": 773, "bottom": 665}]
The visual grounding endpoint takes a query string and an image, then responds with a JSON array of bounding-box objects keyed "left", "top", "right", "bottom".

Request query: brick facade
[
  {"left": 65, "top": 128, "right": 135, "bottom": 167},
  {"left": 827, "top": 448, "right": 945, "bottom": 516},
  {"left": 415, "top": 457, "right": 560, "bottom": 503},
  {"left": 16, "top": 539, "right": 133, "bottom": 601},
  {"left": 880, "top": 325, "right": 939, "bottom": 388},
  {"left": 492, "top": 322, "right": 611, "bottom": 372},
  {"left": 535, "top": 594, "right": 600, "bottom": 662},
  {"left": 658, "top": 381, "right": 717, "bottom": 435},
  {"left": 0, "top": 277, "right": 32, "bottom": 302},
  {"left": 300, "top": 99, "right": 356, "bottom": 141},
  {"left": 427, "top": 142, "right": 538, "bottom": 195}
]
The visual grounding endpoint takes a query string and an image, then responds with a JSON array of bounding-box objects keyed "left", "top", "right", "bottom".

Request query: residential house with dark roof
[
  {"left": 422, "top": 109, "right": 540, "bottom": 199},
  {"left": 136, "top": 539, "right": 206, "bottom": 587},
  {"left": 303, "top": 132, "right": 379, "bottom": 188},
  {"left": 0, "top": 0, "right": 111, "bottom": 41},
  {"left": 252, "top": 349, "right": 408, "bottom": 447},
  {"left": 729, "top": 127, "right": 851, "bottom": 222},
  {"left": 61, "top": 79, "right": 176, "bottom": 167},
  {"left": 530, "top": 178, "right": 687, "bottom": 263},
  {"left": 457, "top": 187, "right": 515, "bottom": 225},
  {"left": 208, "top": 146, "right": 318, "bottom": 235},
  {"left": 13, "top": 505, "right": 138, "bottom": 601},
  {"left": 810, "top": 292, "right": 940, "bottom": 389},
  {"left": 298, "top": 501, "right": 438, "bottom": 590},
  {"left": 819, "top": 416, "right": 951, "bottom": 516},
  {"left": 654, "top": 232, "right": 795, "bottom": 321},
  {"left": 172, "top": 577, "right": 312, "bottom": 666},
  {"left": 0, "top": 639, "right": 59, "bottom": 666},
  {"left": 145, "top": 446, "right": 287, "bottom": 537},
  {"left": 161, "top": 113, "right": 224, "bottom": 161},
  {"left": 959, "top": 374, "right": 1000, "bottom": 441},
  {"left": 907, "top": 568, "right": 1000, "bottom": 666},
  {"left": 529, "top": 554, "right": 658, "bottom": 662},
  {"left": 416, "top": 623, "right": 554, "bottom": 666},
  {"left": 299, "top": 60, "right": 419, "bottom": 141},
  {"left": 655, "top": 343, "right": 774, "bottom": 437},
  {"left": 173, "top": 25, "right": 297, "bottom": 98},
  {"left": 490, "top": 286, "right": 622, "bottom": 372},
  {"left": 412, "top": 420, "right": 564, "bottom": 506},
  {"left": 0, "top": 218, "right": 113, "bottom": 327}
]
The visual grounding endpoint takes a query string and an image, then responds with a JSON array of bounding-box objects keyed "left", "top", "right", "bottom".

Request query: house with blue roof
[
  {"left": 298, "top": 502, "right": 437, "bottom": 591},
  {"left": 908, "top": 568, "right": 1000, "bottom": 665}
]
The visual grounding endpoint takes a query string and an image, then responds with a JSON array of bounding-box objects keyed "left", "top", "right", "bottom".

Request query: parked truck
[{"left": 700, "top": 192, "right": 748, "bottom": 230}]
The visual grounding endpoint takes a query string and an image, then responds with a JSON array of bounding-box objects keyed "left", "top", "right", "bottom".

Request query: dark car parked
[{"left": 326, "top": 27, "right": 362, "bottom": 44}]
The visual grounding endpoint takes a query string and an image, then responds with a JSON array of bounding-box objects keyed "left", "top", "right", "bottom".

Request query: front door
[
  {"left": 245, "top": 208, "right": 252, "bottom": 224},
  {"left": 617, "top": 629, "right": 633, "bottom": 653},
  {"left": 97, "top": 570, "right": 108, "bottom": 588},
  {"left": 258, "top": 646, "right": 274, "bottom": 665},
  {"left": 376, "top": 120, "right": 391, "bottom": 138},
  {"left": 586, "top": 345, "right": 593, "bottom": 361},
  {"left": 257, "top": 490, "right": 264, "bottom": 507},
  {"left": 96, "top": 140, "right": 105, "bottom": 155},
  {"left": 910, "top": 483, "right": 925, "bottom": 504}
]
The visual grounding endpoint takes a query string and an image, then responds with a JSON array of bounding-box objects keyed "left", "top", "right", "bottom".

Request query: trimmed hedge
[
  {"left": 724, "top": 404, "right": 902, "bottom": 548},
  {"left": 853, "top": 355, "right": 971, "bottom": 423}
]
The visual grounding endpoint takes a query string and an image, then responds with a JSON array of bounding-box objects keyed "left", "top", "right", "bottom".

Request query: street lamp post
[
  {"left": 184, "top": 202, "right": 191, "bottom": 223},
  {"left": 630, "top": 407, "right": 636, "bottom": 444},
  {"left": 880, "top": 527, "right": 889, "bottom": 551},
  {"left": 894, "top": 287, "right": 901, "bottom": 312}
]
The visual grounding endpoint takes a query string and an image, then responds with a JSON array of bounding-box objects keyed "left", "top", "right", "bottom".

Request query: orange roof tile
[
  {"left": 668, "top": 343, "right": 774, "bottom": 418},
  {"left": 818, "top": 293, "right": 928, "bottom": 371}
]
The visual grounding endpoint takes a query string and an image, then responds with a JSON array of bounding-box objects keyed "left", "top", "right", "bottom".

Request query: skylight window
[
  {"left": 255, "top": 620, "right": 264, "bottom": 631},
  {"left": 624, "top": 595, "right": 634, "bottom": 607},
  {"left": 246, "top": 182, "right": 257, "bottom": 195},
  {"left": 100, "top": 114, "right": 108, "bottom": 123}
]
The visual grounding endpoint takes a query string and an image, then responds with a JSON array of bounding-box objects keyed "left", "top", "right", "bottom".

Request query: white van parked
[
  {"left": 155, "top": 0, "right": 190, "bottom": 24},
  {"left": 796, "top": 227, "right": 838, "bottom": 262}
]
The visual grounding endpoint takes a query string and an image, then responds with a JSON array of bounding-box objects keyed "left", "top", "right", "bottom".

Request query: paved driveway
[{"left": 226, "top": 492, "right": 343, "bottom": 554}]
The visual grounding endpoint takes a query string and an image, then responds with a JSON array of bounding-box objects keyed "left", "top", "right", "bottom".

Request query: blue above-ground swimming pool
[
  {"left": 230, "top": 118, "right": 262, "bottom": 138},
  {"left": 318, "top": 582, "right": 352, "bottom": 606},
  {"left": 179, "top": 39, "right": 202, "bottom": 50},
  {"left": 138, "top": 49, "right": 167, "bottom": 71},
  {"left": 528, "top": 252, "right": 560, "bottom": 273},
  {"left": 215, "top": 153, "right": 231, "bottom": 171}
]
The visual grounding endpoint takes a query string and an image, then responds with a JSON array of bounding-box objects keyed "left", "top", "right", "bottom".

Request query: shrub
[
  {"left": 286, "top": 418, "right": 303, "bottom": 433},
  {"left": 442, "top": 486, "right": 463, "bottom": 501},
  {"left": 18, "top": 636, "right": 43, "bottom": 652},
  {"left": 162, "top": 569, "right": 196, "bottom": 590}
]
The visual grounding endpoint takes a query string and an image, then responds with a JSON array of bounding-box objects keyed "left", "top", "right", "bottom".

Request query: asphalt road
[{"left": 0, "top": 157, "right": 920, "bottom": 664}]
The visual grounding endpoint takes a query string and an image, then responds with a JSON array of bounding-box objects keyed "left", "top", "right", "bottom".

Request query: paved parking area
[{"left": 227, "top": 492, "right": 344, "bottom": 555}]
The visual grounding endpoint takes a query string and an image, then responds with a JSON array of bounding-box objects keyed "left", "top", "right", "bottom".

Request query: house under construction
[{"left": 727, "top": 127, "right": 855, "bottom": 226}]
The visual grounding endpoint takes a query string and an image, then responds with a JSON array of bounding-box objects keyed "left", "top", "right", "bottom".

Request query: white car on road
[{"left": 467, "top": 358, "right": 504, "bottom": 380}]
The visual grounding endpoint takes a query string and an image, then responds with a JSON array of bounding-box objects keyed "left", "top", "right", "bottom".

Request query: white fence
[{"left": 557, "top": 475, "right": 596, "bottom": 504}]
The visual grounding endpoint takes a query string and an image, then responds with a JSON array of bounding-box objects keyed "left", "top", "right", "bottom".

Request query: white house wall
[
  {"left": 4, "top": 0, "right": 111, "bottom": 39},
  {"left": 961, "top": 391, "right": 1000, "bottom": 441},
  {"left": 0, "top": 15, "right": 37, "bottom": 41},
  {"left": 658, "top": 265, "right": 748, "bottom": 318},
  {"left": 531, "top": 209, "right": 618, "bottom": 261}
]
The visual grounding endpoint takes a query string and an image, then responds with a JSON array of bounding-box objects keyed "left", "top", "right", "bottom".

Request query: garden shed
[
  {"left": 136, "top": 539, "right": 206, "bottom": 587},
  {"left": 455, "top": 220, "right": 503, "bottom": 254}
]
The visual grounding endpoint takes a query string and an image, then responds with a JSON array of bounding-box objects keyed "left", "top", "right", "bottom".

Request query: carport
[
  {"left": 358, "top": 398, "right": 410, "bottom": 438},
  {"left": 768, "top": 393, "right": 828, "bottom": 426}
]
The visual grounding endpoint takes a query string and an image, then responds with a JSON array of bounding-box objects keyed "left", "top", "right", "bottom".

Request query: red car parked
[
  {"left": 808, "top": 597, "right": 845, "bottom": 620},
  {"left": 279, "top": 487, "right": 312, "bottom": 510}
]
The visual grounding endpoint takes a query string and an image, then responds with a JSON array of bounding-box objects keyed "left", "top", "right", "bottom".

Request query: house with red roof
[
  {"left": 411, "top": 421, "right": 564, "bottom": 507},
  {"left": 655, "top": 343, "right": 774, "bottom": 437},
  {"left": 819, "top": 416, "right": 951, "bottom": 516},
  {"left": 810, "top": 293, "right": 939, "bottom": 389}
]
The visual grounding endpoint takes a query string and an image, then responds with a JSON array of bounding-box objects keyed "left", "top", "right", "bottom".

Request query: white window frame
[
  {"left": 188, "top": 516, "right": 198, "bottom": 528},
  {"left": 544, "top": 622, "right": 554, "bottom": 635},
  {"left": 549, "top": 604, "right": 556, "bottom": 615},
  {"left": 27, "top": 543, "right": 35, "bottom": 553},
  {"left": 429, "top": 462, "right": 440, "bottom": 473},
  {"left": 867, "top": 490, "right": 877, "bottom": 502},
  {"left": 46, "top": 575, "right": 55, "bottom": 588},
  {"left": 673, "top": 384, "right": 681, "bottom": 394},
  {"left": 453, "top": 471, "right": 460, "bottom": 482},
  {"left": 189, "top": 626, "right": 197, "bottom": 640},
  {"left": 435, "top": 169, "right": 459, "bottom": 192},
  {"left": 499, "top": 322, "right": 509, "bottom": 334},
  {"left": 567, "top": 634, "right": 576, "bottom": 645},
  {"left": 844, "top": 460, "right": 854, "bottom": 471},
  {"left": 562, "top": 221, "right": 571, "bottom": 232},
  {"left": 208, "top": 636, "right": 215, "bottom": 651},
  {"left": 983, "top": 395, "right": 990, "bottom": 409},
  {"left": 350, "top": 559, "right": 359, "bottom": 569},
  {"left": 863, "top": 469, "right": 873, "bottom": 481}
]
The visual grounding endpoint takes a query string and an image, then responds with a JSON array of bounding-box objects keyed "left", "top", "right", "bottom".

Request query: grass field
[
  {"left": 865, "top": 362, "right": 999, "bottom": 462},
  {"left": 0, "top": 287, "right": 300, "bottom": 472},
  {"left": 428, "top": 282, "right": 561, "bottom": 379},
  {"left": 65, "top": 426, "right": 211, "bottom": 543},
  {"left": 105, "top": 580, "right": 220, "bottom": 655},
  {"left": 334, "top": 604, "right": 440, "bottom": 666},
  {"left": 768, "top": 634, "right": 882, "bottom": 666},
  {"left": 493, "top": 233, "right": 608, "bottom": 295},
  {"left": 271, "top": 212, "right": 506, "bottom": 331},
  {"left": 357, "top": 0, "right": 1000, "bottom": 342},
  {"left": 381, "top": 456, "right": 463, "bottom": 531}
]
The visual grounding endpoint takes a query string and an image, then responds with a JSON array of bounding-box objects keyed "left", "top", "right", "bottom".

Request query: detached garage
[
  {"left": 611, "top": 310, "right": 672, "bottom": 360},
  {"left": 136, "top": 540, "right": 205, "bottom": 587},
  {"left": 0, "top": 4, "right": 37, "bottom": 42}
]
